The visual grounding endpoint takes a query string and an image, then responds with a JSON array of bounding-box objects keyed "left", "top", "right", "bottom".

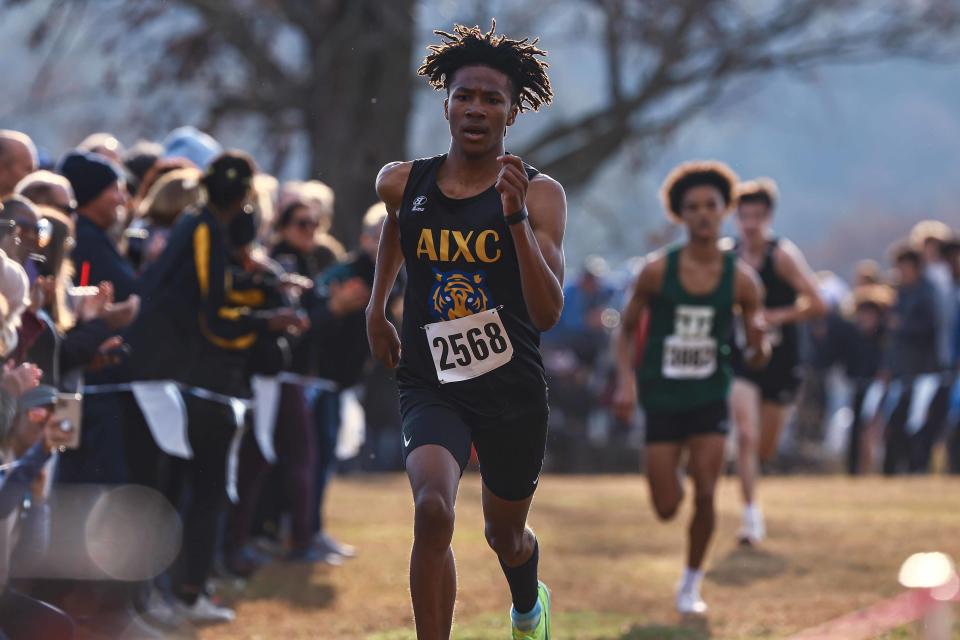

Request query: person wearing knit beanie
[
  {"left": 59, "top": 151, "right": 138, "bottom": 302},
  {"left": 57, "top": 151, "right": 122, "bottom": 213}
]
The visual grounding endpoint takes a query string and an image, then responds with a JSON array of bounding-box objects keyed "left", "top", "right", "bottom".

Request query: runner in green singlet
[{"left": 613, "top": 160, "right": 769, "bottom": 615}]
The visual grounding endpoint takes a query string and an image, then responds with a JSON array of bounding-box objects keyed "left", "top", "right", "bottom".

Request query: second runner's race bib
[
  {"left": 662, "top": 335, "right": 717, "bottom": 379},
  {"left": 662, "top": 305, "right": 717, "bottom": 379},
  {"left": 424, "top": 307, "right": 514, "bottom": 383}
]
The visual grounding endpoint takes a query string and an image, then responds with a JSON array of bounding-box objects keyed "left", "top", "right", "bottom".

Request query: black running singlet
[
  {"left": 396, "top": 154, "right": 546, "bottom": 413},
  {"left": 731, "top": 237, "right": 800, "bottom": 377}
]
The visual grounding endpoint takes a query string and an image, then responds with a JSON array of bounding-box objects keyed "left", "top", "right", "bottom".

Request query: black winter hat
[{"left": 58, "top": 151, "right": 121, "bottom": 208}]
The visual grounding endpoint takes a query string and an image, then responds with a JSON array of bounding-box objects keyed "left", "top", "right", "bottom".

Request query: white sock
[
  {"left": 680, "top": 567, "right": 703, "bottom": 593},
  {"left": 743, "top": 503, "right": 760, "bottom": 521}
]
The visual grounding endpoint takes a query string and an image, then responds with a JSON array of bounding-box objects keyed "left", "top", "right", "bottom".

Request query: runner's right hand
[{"left": 367, "top": 312, "right": 401, "bottom": 369}]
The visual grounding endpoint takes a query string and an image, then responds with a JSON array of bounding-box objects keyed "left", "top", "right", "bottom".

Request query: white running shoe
[
  {"left": 676, "top": 586, "right": 708, "bottom": 615},
  {"left": 140, "top": 589, "right": 185, "bottom": 629},
  {"left": 315, "top": 532, "right": 357, "bottom": 559},
  {"left": 173, "top": 595, "right": 236, "bottom": 625},
  {"left": 738, "top": 506, "right": 766, "bottom": 545}
]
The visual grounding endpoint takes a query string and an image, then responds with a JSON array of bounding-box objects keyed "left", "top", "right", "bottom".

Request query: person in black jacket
[{"left": 125, "top": 152, "right": 305, "bottom": 624}]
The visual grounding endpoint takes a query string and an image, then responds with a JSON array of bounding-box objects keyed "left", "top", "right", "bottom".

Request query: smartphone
[{"left": 51, "top": 393, "right": 83, "bottom": 450}]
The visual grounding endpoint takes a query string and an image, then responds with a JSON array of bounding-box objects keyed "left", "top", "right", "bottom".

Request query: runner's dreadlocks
[{"left": 418, "top": 20, "right": 553, "bottom": 112}]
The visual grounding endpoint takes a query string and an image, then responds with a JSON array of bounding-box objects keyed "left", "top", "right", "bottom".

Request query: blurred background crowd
[
  {"left": 0, "top": 126, "right": 400, "bottom": 637},
  {"left": 0, "top": 124, "right": 957, "bottom": 638}
]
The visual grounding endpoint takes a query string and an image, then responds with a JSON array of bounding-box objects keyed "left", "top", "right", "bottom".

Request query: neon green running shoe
[{"left": 511, "top": 581, "right": 551, "bottom": 640}]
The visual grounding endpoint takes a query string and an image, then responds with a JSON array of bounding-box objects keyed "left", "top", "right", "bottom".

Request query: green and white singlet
[{"left": 638, "top": 246, "right": 736, "bottom": 413}]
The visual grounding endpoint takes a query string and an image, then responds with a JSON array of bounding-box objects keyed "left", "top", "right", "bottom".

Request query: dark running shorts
[
  {"left": 399, "top": 383, "right": 549, "bottom": 502},
  {"left": 736, "top": 368, "right": 802, "bottom": 405},
  {"left": 644, "top": 399, "right": 730, "bottom": 444}
]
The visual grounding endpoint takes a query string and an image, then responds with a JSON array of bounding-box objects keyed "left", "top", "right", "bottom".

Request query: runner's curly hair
[
  {"left": 418, "top": 19, "right": 553, "bottom": 112},
  {"left": 660, "top": 160, "right": 739, "bottom": 223}
]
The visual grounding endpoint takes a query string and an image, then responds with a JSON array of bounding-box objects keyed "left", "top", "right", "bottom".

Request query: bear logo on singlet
[{"left": 430, "top": 269, "right": 491, "bottom": 321}]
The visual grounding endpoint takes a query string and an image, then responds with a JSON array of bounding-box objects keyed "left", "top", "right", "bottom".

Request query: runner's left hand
[{"left": 496, "top": 155, "right": 529, "bottom": 216}]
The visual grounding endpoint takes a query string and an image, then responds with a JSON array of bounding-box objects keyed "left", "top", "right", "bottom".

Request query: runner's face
[
  {"left": 736, "top": 201, "right": 771, "bottom": 245},
  {"left": 681, "top": 185, "right": 726, "bottom": 241},
  {"left": 445, "top": 65, "right": 518, "bottom": 155}
]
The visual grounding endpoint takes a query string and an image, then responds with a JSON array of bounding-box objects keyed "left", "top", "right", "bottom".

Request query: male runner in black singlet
[
  {"left": 365, "top": 22, "right": 565, "bottom": 640},
  {"left": 728, "top": 178, "right": 825, "bottom": 545}
]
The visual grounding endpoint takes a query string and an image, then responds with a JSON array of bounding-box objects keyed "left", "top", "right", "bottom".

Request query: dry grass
[{"left": 199, "top": 474, "right": 960, "bottom": 640}]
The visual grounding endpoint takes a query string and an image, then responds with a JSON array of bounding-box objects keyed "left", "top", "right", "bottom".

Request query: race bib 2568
[{"left": 424, "top": 307, "right": 514, "bottom": 383}]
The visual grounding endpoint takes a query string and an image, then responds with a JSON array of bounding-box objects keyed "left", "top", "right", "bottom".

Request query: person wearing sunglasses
[
  {"left": 14, "top": 171, "right": 76, "bottom": 218},
  {"left": 0, "top": 196, "right": 50, "bottom": 284},
  {"left": 0, "top": 219, "right": 16, "bottom": 261},
  {"left": 271, "top": 199, "right": 342, "bottom": 280}
]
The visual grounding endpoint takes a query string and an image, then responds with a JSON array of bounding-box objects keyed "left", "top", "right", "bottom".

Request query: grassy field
[{"left": 199, "top": 474, "right": 960, "bottom": 640}]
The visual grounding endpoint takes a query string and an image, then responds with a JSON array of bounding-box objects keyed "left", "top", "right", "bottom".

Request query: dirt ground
[{"left": 196, "top": 474, "right": 960, "bottom": 639}]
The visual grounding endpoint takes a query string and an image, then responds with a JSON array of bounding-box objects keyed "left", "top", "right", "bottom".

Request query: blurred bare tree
[
  {"left": 8, "top": 0, "right": 416, "bottom": 244},
  {"left": 521, "top": 0, "right": 960, "bottom": 190},
  {"left": 8, "top": 0, "right": 960, "bottom": 243}
]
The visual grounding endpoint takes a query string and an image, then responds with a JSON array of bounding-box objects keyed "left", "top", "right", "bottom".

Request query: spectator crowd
[
  {"left": 0, "top": 124, "right": 957, "bottom": 638},
  {"left": 0, "top": 127, "right": 398, "bottom": 637}
]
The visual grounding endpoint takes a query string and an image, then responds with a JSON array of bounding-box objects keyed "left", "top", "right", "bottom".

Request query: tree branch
[
  {"left": 522, "top": 0, "right": 960, "bottom": 189},
  {"left": 167, "top": 0, "right": 296, "bottom": 93}
]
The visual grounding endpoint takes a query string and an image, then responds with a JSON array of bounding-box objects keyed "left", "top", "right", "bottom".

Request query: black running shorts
[
  {"left": 736, "top": 368, "right": 802, "bottom": 405},
  {"left": 399, "top": 383, "right": 549, "bottom": 502},
  {"left": 643, "top": 399, "right": 730, "bottom": 444}
]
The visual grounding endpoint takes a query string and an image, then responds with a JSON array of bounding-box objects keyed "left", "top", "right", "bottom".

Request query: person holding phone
[{"left": 0, "top": 384, "right": 75, "bottom": 640}]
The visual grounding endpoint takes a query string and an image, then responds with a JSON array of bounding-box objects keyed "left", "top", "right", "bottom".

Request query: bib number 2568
[{"left": 425, "top": 308, "right": 514, "bottom": 383}]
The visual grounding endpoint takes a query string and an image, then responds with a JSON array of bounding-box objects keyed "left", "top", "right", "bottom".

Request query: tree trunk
[{"left": 305, "top": 0, "right": 416, "bottom": 249}]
